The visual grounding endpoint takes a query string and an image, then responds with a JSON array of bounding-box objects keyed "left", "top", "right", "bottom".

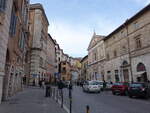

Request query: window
[
  {"left": 40, "top": 57, "right": 43, "bottom": 67},
  {"left": 62, "top": 67, "right": 66, "bottom": 73},
  {"left": 133, "top": 22, "right": 139, "bottom": 29},
  {"left": 9, "top": 7, "right": 17, "bottom": 36},
  {"left": 122, "top": 46, "right": 126, "bottom": 52},
  {"left": 120, "top": 30, "right": 126, "bottom": 38},
  {"left": 19, "top": 31, "right": 25, "bottom": 50},
  {"left": 114, "top": 50, "right": 117, "bottom": 57},
  {"left": 113, "top": 36, "right": 116, "bottom": 40},
  {"left": 135, "top": 37, "right": 142, "bottom": 49},
  {"left": 107, "top": 71, "right": 111, "bottom": 81},
  {"left": 107, "top": 53, "right": 110, "bottom": 60},
  {"left": 94, "top": 53, "right": 97, "bottom": 61},
  {"left": 0, "top": 0, "right": 6, "bottom": 11},
  {"left": 121, "top": 30, "right": 124, "bottom": 37},
  {"left": 107, "top": 71, "right": 111, "bottom": 74},
  {"left": 115, "top": 70, "right": 119, "bottom": 82},
  {"left": 137, "top": 63, "right": 146, "bottom": 72}
]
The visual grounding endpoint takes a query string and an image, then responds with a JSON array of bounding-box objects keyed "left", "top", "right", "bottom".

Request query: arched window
[
  {"left": 137, "top": 63, "right": 146, "bottom": 72},
  {"left": 122, "top": 60, "right": 128, "bottom": 66}
]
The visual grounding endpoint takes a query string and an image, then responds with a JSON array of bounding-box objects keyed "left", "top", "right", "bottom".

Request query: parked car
[
  {"left": 82, "top": 80, "right": 101, "bottom": 93},
  {"left": 128, "top": 82, "right": 150, "bottom": 99},
  {"left": 95, "top": 81, "right": 104, "bottom": 91},
  {"left": 111, "top": 82, "right": 129, "bottom": 95},
  {"left": 106, "top": 82, "right": 113, "bottom": 90}
]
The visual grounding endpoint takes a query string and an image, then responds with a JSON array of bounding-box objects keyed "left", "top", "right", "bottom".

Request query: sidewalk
[{"left": 0, "top": 86, "right": 67, "bottom": 113}]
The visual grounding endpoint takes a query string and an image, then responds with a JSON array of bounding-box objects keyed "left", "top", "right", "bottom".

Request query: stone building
[
  {"left": 127, "top": 4, "right": 150, "bottom": 82},
  {"left": 0, "top": 0, "right": 14, "bottom": 102},
  {"left": 46, "top": 34, "right": 56, "bottom": 82},
  {"left": 60, "top": 61, "right": 71, "bottom": 81},
  {"left": 2, "top": 0, "right": 30, "bottom": 101},
  {"left": 28, "top": 3, "right": 49, "bottom": 85},
  {"left": 88, "top": 32, "right": 106, "bottom": 81},
  {"left": 104, "top": 4, "right": 150, "bottom": 83},
  {"left": 55, "top": 42, "right": 60, "bottom": 73},
  {"left": 80, "top": 55, "right": 88, "bottom": 81}
]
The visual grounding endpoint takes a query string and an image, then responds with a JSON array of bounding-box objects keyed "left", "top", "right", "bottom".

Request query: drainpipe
[{"left": 124, "top": 21, "right": 134, "bottom": 82}]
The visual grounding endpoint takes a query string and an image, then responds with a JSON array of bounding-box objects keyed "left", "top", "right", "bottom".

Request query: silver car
[{"left": 82, "top": 81, "right": 101, "bottom": 93}]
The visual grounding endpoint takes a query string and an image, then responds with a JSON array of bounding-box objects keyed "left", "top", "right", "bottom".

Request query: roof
[
  {"left": 104, "top": 3, "right": 150, "bottom": 40},
  {"left": 29, "top": 3, "right": 49, "bottom": 25},
  {"left": 88, "top": 33, "right": 105, "bottom": 50},
  {"left": 48, "top": 34, "right": 56, "bottom": 45},
  {"left": 80, "top": 55, "right": 88, "bottom": 63}
]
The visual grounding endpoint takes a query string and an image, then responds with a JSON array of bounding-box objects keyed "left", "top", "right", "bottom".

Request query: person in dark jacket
[
  {"left": 57, "top": 80, "right": 64, "bottom": 89},
  {"left": 45, "top": 82, "right": 51, "bottom": 97}
]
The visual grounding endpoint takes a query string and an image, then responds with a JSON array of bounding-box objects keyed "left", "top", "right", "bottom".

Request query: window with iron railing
[
  {"left": 135, "top": 37, "right": 142, "bottom": 49},
  {"left": 0, "top": 0, "right": 6, "bottom": 11},
  {"left": 9, "top": 7, "right": 17, "bottom": 36}
]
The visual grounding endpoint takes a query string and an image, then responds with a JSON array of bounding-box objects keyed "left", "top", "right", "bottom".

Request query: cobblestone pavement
[{"left": 0, "top": 86, "right": 67, "bottom": 113}]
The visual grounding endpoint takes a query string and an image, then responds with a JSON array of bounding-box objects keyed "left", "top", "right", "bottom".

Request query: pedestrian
[
  {"left": 33, "top": 79, "right": 35, "bottom": 86},
  {"left": 57, "top": 80, "right": 64, "bottom": 97},
  {"left": 103, "top": 80, "right": 106, "bottom": 90},
  {"left": 39, "top": 80, "right": 42, "bottom": 88},
  {"left": 45, "top": 82, "right": 51, "bottom": 97},
  {"left": 42, "top": 80, "right": 45, "bottom": 89}
]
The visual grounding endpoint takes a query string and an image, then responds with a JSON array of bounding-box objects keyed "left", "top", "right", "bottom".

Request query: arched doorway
[
  {"left": 122, "top": 60, "right": 129, "bottom": 82},
  {"left": 2, "top": 49, "right": 11, "bottom": 100},
  {"left": 136, "top": 63, "right": 147, "bottom": 82}
]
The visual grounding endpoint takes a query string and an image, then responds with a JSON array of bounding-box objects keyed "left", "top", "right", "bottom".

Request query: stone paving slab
[{"left": 0, "top": 86, "right": 67, "bottom": 113}]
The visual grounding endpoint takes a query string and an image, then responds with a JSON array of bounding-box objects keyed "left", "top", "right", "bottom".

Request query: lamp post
[
  {"left": 69, "top": 81, "right": 72, "bottom": 113},
  {"left": 124, "top": 21, "right": 134, "bottom": 82},
  {"left": 69, "top": 72, "right": 73, "bottom": 113}
]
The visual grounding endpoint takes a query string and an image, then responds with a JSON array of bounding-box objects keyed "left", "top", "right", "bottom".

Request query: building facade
[
  {"left": 2, "top": 0, "right": 30, "bottom": 101},
  {"left": 60, "top": 61, "right": 71, "bottom": 81},
  {"left": 88, "top": 32, "right": 106, "bottom": 81},
  {"left": 0, "top": 0, "right": 14, "bottom": 102},
  {"left": 80, "top": 55, "right": 88, "bottom": 81},
  {"left": 46, "top": 34, "right": 56, "bottom": 82},
  {"left": 29, "top": 4, "right": 49, "bottom": 85},
  {"left": 104, "top": 4, "right": 150, "bottom": 83}
]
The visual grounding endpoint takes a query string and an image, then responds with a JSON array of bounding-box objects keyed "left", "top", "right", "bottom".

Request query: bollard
[
  {"left": 53, "top": 88, "right": 55, "bottom": 99},
  {"left": 86, "top": 105, "right": 90, "bottom": 113},
  {"left": 61, "top": 89, "right": 63, "bottom": 108},
  {"left": 52, "top": 88, "right": 54, "bottom": 97},
  {"left": 56, "top": 89, "right": 59, "bottom": 102}
]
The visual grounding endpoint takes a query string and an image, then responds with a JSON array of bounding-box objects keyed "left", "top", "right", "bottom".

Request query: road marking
[{"left": 57, "top": 98, "right": 75, "bottom": 113}]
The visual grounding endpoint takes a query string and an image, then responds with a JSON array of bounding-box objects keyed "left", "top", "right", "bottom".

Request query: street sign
[{"left": 32, "top": 74, "right": 38, "bottom": 78}]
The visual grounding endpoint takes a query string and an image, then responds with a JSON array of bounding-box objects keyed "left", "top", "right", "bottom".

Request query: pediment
[{"left": 88, "top": 34, "right": 104, "bottom": 50}]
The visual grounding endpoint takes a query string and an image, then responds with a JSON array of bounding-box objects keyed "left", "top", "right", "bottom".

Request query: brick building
[{"left": 2, "top": 0, "right": 30, "bottom": 101}]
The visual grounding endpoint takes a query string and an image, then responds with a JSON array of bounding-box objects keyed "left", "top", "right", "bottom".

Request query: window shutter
[
  {"left": 12, "top": 15, "right": 17, "bottom": 35},
  {"left": 0, "top": 0, "right": 6, "bottom": 11}
]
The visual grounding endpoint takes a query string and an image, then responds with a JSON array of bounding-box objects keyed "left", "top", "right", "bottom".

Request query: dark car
[
  {"left": 128, "top": 82, "right": 150, "bottom": 99},
  {"left": 111, "top": 82, "right": 129, "bottom": 95}
]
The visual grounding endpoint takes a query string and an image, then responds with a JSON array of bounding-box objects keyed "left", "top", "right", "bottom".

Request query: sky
[{"left": 30, "top": 0, "right": 150, "bottom": 57}]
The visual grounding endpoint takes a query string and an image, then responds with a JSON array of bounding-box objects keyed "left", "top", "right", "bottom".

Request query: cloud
[
  {"left": 48, "top": 17, "right": 119, "bottom": 57},
  {"left": 48, "top": 20, "right": 92, "bottom": 57}
]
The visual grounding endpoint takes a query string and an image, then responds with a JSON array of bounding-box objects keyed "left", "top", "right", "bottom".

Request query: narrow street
[
  {"left": 0, "top": 87, "right": 66, "bottom": 113},
  {"left": 63, "top": 86, "right": 150, "bottom": 113}
]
